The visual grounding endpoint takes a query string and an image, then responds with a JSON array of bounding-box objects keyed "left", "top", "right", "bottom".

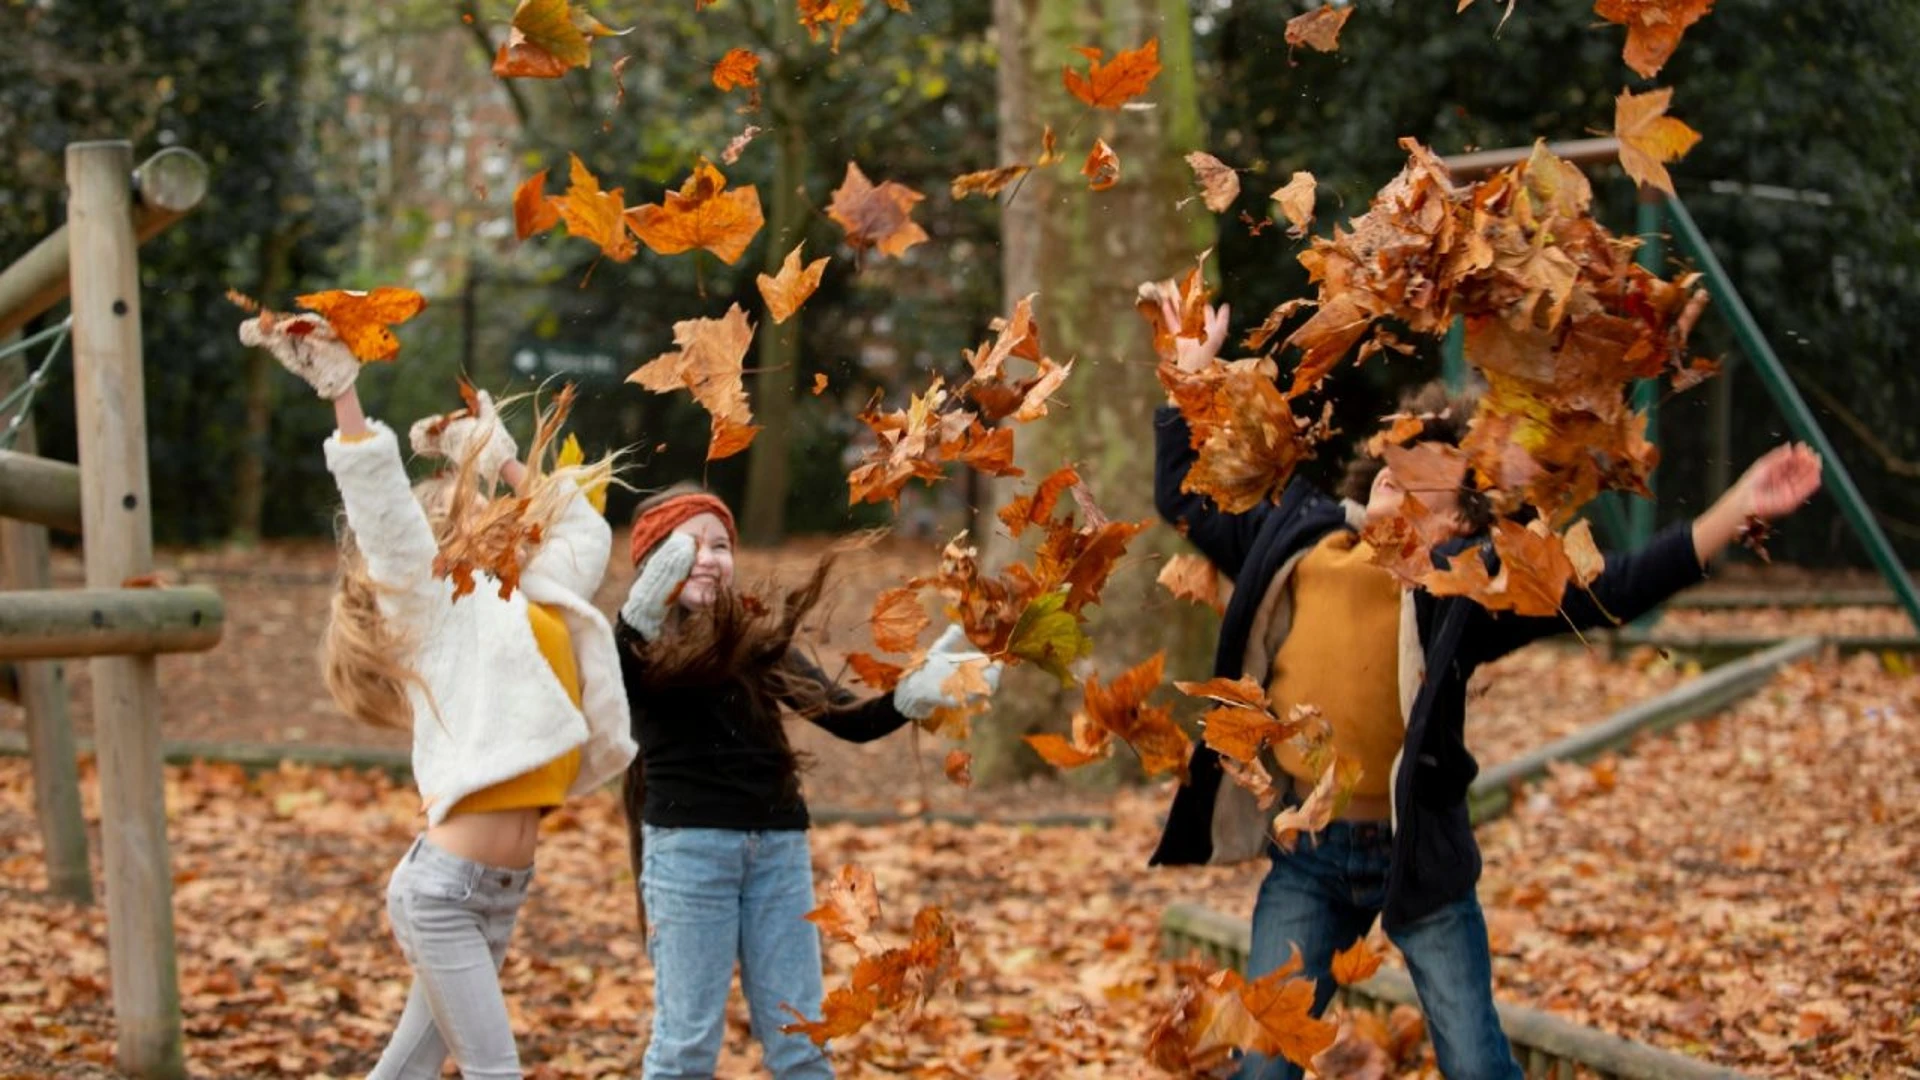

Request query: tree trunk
[
  {"left": 229, "top": 225, "right": 295, "bottom": 547},
  {"left": 971, "top": 0, "right": 1217, "bottom": 785},
  {"left": 740, "top": 29, "right": 806, "bottom": 546}
]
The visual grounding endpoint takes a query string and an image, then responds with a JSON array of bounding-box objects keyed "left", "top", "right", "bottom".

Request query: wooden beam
[
  {"left": 0, "top": 341, "right": 91, "bottom": 903},
  {"left": 68, "top": 139, "right": 186, "bottom": 1079},
  {"left": 1441, "top": 137, "right": 1622, "bottom": 182},
  {"left": 0, "top": 449, "right": 82, "bottom": 533},
  {"left": 0, "top": 587, "right": 223, "bottom": 659},
  {"left": 0, "top": 148, "right": 209, "bottom": 339}
]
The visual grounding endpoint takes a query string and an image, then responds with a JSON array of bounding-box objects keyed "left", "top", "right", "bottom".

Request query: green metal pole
[
  {"left": 1628, "top": 195, "right": 1664, "bottom": 552},
  {"left": 1664, "top": 195, "right": 1920, "bottom": 634},
  {"left": 1442, "top": 317, "right": 1466, "bottom": 390}
]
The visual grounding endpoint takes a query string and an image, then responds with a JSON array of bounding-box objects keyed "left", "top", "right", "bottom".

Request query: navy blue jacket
[{"left": 1147, "top": 405, "right": 1705, "bottom": 930}]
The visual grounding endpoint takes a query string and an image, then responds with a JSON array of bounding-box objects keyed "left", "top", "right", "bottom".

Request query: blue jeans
[
  {"left": 640, "top": 825, "right": 832, "bottom": 1079},
  {"left": 370, "top": 836, "right": 534, "bottom": 1079},
  {"left": 1239, "top": 819, "right": 1522, "bottom": 1080}
]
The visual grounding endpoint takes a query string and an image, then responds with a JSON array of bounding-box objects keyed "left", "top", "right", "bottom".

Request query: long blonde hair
[{"left": 322, "top": 386, "right": 620, "bottom": 730}]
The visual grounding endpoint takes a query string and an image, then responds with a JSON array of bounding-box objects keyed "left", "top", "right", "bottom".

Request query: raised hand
[
  {"left": 1738, "top": 443, "right": 1823, "bottom": 521},
  {"left": 409, "top": 390, "right": 519, "bottom": 482},
  {"left": 239, "top": 312, "right": 360, "bottom": 400},
  {"left": 1157, "top": 295, "right": 1231, "bottom": 375},
  {"left": 621, "top": 532, "right": 696, "bottom": 640}
]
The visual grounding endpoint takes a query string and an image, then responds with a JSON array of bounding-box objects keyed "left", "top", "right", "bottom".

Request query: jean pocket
[{"left": 404, "top": 867, "right": 475, "bottom": 904}]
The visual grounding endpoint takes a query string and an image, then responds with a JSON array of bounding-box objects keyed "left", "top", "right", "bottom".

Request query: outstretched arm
[{"left": 1463, "top": 443, "right": 1824, "bottom": 663}]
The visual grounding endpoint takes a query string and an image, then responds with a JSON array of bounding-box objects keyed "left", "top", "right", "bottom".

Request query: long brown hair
[{"left": 321, "top": 390, "right": 620, "bottom": 730}]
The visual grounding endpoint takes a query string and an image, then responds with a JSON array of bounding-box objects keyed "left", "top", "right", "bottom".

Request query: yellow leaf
[{"left": 1613, "top": 86, "right": 1701, "bottom": 196}]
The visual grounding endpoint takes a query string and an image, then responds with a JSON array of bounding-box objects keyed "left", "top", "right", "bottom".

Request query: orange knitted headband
[{"left": 628, "top": 494, "right": 737, "bottom": 567}]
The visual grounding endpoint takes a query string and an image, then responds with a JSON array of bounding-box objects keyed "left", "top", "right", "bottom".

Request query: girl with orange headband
[{"left": 616, "top": 484, "right": 997, "bottom": 1078}]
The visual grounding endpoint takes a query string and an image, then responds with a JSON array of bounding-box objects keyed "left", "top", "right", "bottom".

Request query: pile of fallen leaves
[
  {"left": 1654, "top": 605, "right": 1920, "bottom": 640},
  {"left": 7, "top": 652, "right": 1913, "bottom": 1077}
]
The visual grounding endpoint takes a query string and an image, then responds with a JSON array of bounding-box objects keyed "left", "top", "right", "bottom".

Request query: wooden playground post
[
  {"left": 66, "top": 139, "right": 185, "bottom": 1079},
  {"left": 0, "top": 345, "right": 91, "bottom": 904}
]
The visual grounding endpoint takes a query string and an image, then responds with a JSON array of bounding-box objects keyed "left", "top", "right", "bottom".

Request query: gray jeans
[{"left": 368, "top": 835, "right": 534, "bottom": 1080}]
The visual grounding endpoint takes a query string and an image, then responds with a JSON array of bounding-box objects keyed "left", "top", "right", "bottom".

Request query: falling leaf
[
  {"left": 951, "top": 165, "right": 1032, "bottom": 201},
  {"left": 1613, "top": 87, "right": 1701, "bottom": 196},
  {"left": 1594, "top": 0, "right": 1715, "bottom": 78},
  {"left": 629, "top": 304, "right": 759, "bottom": 460},
  {"left": 1331, "top": 939, "right": 1384, "bottom": 985},
  {"left": 292, "top": 287, "right": 427, "bottom": 363},
  {"left": 1185, "top": 152, "right": 1240, "bottom": 213},
  {"left": 711, "top": 47, "right": 760, "bottom": 91},
  {"left": 805, "top": 865, "right": 880, "bottom": 945},
  {"left": 1181, "top": 368, "right": 1319, "bottom": 513},
  {"left": 555, "top": 433, "right": 608, "bottom": 512},
  {"left": 1078, "top": 652, "right": 1188, "bottom": 781},
  {"left": 1271, "top": 754, "right": 1363, "bottom": 851},
  {"left": 1037, "top": 125, "right": 1064, "bottom": 166},
  {"left": 1285, "top": 4, "right": 1354, "bottom": 54},
  {"left": 847, "top": 652, "right": 905, "bottom": 691},
  {"left": 626, "top": 158, "right": 765, "bottom": 266},
  {"left": 1006, "top": 590, "right": 1094, "bottom": 684},
  {"left": 869, "top": 586, "right": 929, "bottom": 654},
  {"left": 552, "top": 154, "right": 637, "bottom": 262},
  {"left": 513, "top": 169, "right": 562, "bottom": 239},
  {"left": 1563, "top": 518, "right": 1605, "bottom": 586},
  {"left": 781, "top": 989, "right": 879, "bottom": 1045},
  {"left": 998, "top": 465, "right": 1081, "bottom": 539},
  {"left": 1024, "top": 730, "right": 1108, "bottom": 769},
  {"left": 1082, "top": 139, "right": 1120, "bottom": 192},
  {"left": 797, "top": 0, "right": 865, "bottom": 53},
  {"left": 1062, "top": 38, "right": 1162, "bottom": 110},
  {"left": 757, "top": 242, "right": 829, "bottom": 324},
  {"left": 812, "top": 373, "right": 830, "bottom": 396},
  {"left": 1147, "top": 959, "right": 1337, "bottom": 1072},
  {"left": 1270, "top": 171, "right": 1317, "bottom": 237},
  {"left": 721, "top": 124, "right": 764, "bottom": 165},
  {"left": 492, "top": 0, "right": 629, "bottom": 79},
  {"left": 1157, "top": 553, "right": 1225, "bottom": 612},
  {"left": 943, "top": 749, "right": 972, "bottom": 787},
  {"left": 829, "top": 162, "right": 929, "bottom": 258}
]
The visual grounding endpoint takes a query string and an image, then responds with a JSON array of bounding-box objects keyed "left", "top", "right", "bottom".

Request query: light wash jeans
[
  {"left": 640, "top": 824, "right": 832, "bottom": 1079},
  {"left": 368, "top": 835, "right": 534, "bottom": 1080},
  {"left": 1240, "top": 819, "right": 1523, "bottom": 1080}
]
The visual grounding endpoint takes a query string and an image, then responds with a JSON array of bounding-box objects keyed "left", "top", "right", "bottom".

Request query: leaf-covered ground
[
  {"left": 1654, "top": 604, "right": 1917, "bottom": 639},
  {"left": 4, "top": 654, "right": 1914, "bottom": 1078}
]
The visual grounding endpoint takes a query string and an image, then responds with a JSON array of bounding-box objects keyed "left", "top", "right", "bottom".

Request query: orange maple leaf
[
  {"left": 1079, "top": 652, "right": 1188, "bottom": 780},
  {"left": 869, "top": 586, "right": 929, "bottom": 654},
  {"left": 943, "top": 749, "right": 972, "bottom": 787},
  {"left": 1271, "top": 753, "right": 1364, "bottom": 851},
  {"left": 780, "top": 989, "right": 878, "bottom": 1045},
  {"left": 828, "top": 162, "right": 929, "bottom": 259},
  {"left": 1613, "top": 87, "right": 1701, "bottom": 196},
  {"left": 1082, "top": 138, "right": 1120, "bottom": 192},
  {"left": 805, "top": 864, "right": 880, "bottom": 945},
  {"left": 796, "top": 0, "right": 865, "bottom": 53},
  {"left": 628, "top": 304, "right": 760, "bottom": 460},
  {"left": 847, "top": 652, "right": 906, "bottom": 691},
  {"left": 998, "top": 465, "right": 1081, "bottom": 539},
  {"left": 1594, "top": 0, "right": 1714, "bottom": 78},
  {"left": 1331, "top": 939, "right": 1384, "bottom": 986},
  {"left": 812, "top": 372, "right": 830, "bottom": 396},
  {"left": 292, "top": 287, "right": 426, "bottom": 363},
  {"left": 1147, "top": 958, "right": 1337, "bottom": 1072},
  {"left": 756, "top": 241, "right": 829, "bottom": 324},
  {"left": 1157, "top": 553, "right": 1224, "bottom": 612},
  {"left": 492, "top": 0, "right": 629, "bottom": 79},
  {"left": 1285, "top": 3, "right": 1354, "bottom": 54},
  {"left": 553, "top": 154, "right": 636, "bottom": 262},
  {"left": 1061, "top": 38, "right": 1161, "bottom": 110},
  {"left": 711, "top": 47, "right": 760, "bottom": 90},
  {"left": 626, "top": 158, "right": 764, "bottom": 266},
  {"left": 512, "top": 169, "right": 562, "bottom": 240}
]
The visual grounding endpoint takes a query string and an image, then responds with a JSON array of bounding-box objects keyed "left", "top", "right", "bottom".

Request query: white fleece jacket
[{"left": 324, "top": 422, "right": 637, "bottom": 825}]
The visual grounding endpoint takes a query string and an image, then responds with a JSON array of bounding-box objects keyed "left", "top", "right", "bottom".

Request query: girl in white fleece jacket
[{"left": 240, "top": 311, "right": 637, "bottom": 1080}]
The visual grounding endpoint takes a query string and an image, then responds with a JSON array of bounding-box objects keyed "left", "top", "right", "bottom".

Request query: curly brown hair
[{"left": 1339, "top": 380, "right": 1495, "bottom": 533}]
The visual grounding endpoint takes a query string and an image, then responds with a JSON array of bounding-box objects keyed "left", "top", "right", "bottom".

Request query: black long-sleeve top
[{"left": 615, "top": 619, "right": 912, "bottom": 831}]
